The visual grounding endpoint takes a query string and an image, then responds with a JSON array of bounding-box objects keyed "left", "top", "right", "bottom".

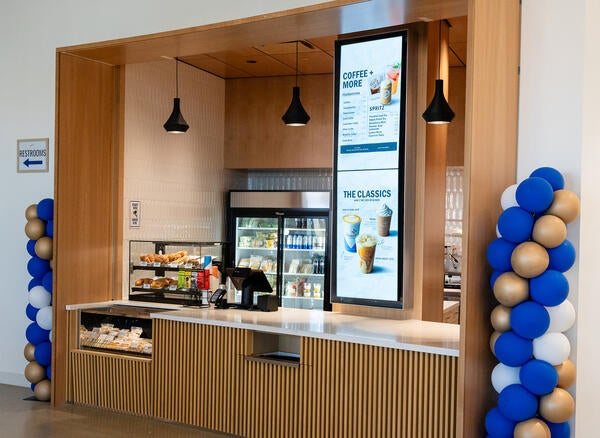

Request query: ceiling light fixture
[
  {"left": 422, "top": 21, "right": 455, "bottom": 124},
  {"left": 282, "top": 41, "right": 310, "bottom": 126},
  {"left": 164, "top": 58, "right": 189, "bottom": 133}
]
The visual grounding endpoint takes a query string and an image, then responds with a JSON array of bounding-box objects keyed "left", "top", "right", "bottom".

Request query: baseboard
[{"left": 0, "top": 372, "right": 28, "bottom": 387}]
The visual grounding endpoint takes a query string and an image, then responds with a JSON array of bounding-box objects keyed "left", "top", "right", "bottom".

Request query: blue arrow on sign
[{"left": 24, "top": 158, "right": 43, "bottom": 167}]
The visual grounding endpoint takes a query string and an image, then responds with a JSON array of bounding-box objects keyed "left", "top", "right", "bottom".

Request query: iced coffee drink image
[
  {"left": 356, "top": 234, "right": 377, "bottom": 274},
  {"left": 377, "top": 203, "right": 393, "bottom": 236},
  {"left": 342, "top": 213, "right": 361, "bottom": 252}
]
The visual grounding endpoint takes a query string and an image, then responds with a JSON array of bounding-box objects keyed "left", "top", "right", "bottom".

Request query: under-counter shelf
[{"left": 78, "top": 305, "right": 170, "bottom": 357}]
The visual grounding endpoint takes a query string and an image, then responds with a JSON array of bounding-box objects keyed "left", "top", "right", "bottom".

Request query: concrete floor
[{"left": 0, "top": 384, "right": 234, "bottom": 438}]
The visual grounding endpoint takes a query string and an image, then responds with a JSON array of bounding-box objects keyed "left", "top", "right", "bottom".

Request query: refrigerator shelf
[
  {"left": 236, "top": 246, "right": 277, "bottom": 251},
  {"left": 237, "top": 226, "right": 278, "bottom": 231},
  {"left": 283, "top": 272, "right": 324, "bottom": 277},
  {"left": 283, "top": 248, "right": 325, "bottom": 252},
  {"left": 284, "top": 228, "right": 327, "bottom": 232}
]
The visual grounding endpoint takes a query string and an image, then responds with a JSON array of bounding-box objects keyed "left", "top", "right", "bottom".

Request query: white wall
[
  {"left": 0, "top": 0, "right": 328, "bottom": 386},
  {"left": 519, "top": 0, "right": 599, "bottom": 434}
]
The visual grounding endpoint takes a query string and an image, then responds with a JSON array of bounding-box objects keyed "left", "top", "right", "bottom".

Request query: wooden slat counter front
[{"left": 66, "top": 302, "right": 460, "bottom": 438}]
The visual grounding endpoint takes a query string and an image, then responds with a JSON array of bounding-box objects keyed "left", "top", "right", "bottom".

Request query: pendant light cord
[
  {"left": 295, "top": 41, "right": 299, "bottom": 87},
  {"left": 437, "top": 20, "right": 441, "bottom": 80},
  {"left": 175, "top": 58, "right": 179, "bottom": 98}
]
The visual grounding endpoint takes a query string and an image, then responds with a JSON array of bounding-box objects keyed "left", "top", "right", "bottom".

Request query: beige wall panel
[{"left": 447, "top": 66, "right": 466, "bottom": 167}]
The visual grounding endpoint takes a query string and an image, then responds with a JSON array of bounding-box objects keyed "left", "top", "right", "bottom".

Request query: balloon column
[
  {"left": 486, "top": 168, "right": 578, "bottom": 438},
  {"left": 24, "top": 198, "right": 54, "bottom": 402}
]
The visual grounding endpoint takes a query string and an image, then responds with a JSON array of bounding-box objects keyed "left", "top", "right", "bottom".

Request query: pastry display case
[
  {"left": 129, "top": 240, "right": 227, "bottom": 306},
  {"left": 78, "top": 305, "right": 164, "bottom": 357}
]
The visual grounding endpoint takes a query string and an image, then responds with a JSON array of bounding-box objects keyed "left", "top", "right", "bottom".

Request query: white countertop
[{"left": 66, "top": 300, "right": 460, "bottom": 357}]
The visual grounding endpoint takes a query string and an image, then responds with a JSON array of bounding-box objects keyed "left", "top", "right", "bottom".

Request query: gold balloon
[
  {"left": 34, "top": 236, "right": 53, "bottom": 260},
  {"left": 539, "top": 387, "right": 575, "bottom": 423},
  {"left": 23, "top": 343, "right": 35, "bottom": 362},
  {"left": 546, "top": 189, "right": 580, "bottom": 224},
  {"left": 514, "top": 418, "right": 551, "bottom": 438},
  {"left": 511, "top": 241, "right": 549, "bottom": 278},
  {"left": 24, "top": 361, "right": 46, "bottom": 384},
  {"left": 34, "top": 379, "right": 51, "bottom": 402},
  {"left": 555, "top": 359, "right": 576, "bottom": 388},
  {"left": 493, "top": 272, "right": 529, "bottom": 307},
  {"left": 491, "top": 305, "right": 512, "bottom": 332},
  {"left": 532, "top": 214, "right": 567, "bottom": 248},
  {"left": 25, "top": 218, "right": 45, "bottom": 240},
  {"left": 49, "top": 258, "right": 55, "bottom": 271},
  {"left": 25, "top": 204, "right": 38, "bottom": 220},
  {"left": 490, "top": 331, "right": 501, "bottom": 355}
]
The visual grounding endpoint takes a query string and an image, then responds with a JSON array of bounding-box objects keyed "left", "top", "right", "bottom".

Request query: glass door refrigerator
[{"left": 227, "top": 191, "right": 331, "bottom": 311}]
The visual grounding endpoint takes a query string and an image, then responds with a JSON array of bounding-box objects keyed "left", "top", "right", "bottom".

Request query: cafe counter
[{"left": 65, "top": 301, "right": 460, "bottom": 437}]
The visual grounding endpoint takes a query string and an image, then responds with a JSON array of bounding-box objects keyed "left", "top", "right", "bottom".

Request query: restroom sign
[{"left": 17, "top": 138, "right": 49, "bottom": 173}]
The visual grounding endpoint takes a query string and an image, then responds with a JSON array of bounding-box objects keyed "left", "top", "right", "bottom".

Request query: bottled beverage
[
  {"left": 293, "top": 234, "right": 300, "bottom": 249},
  {"left": 313, "top": 257, "right": 319, "bottom": 274},
  {"left": 286, "top": 234, "right": 293, "bottom": 249},
  {"left": 308, "top": 218, "right": 314, "bottom": 229},
  {"left": 301, "top": 217, "right": 307, "bottom": 229},
  {"left": 307, "top": 233, "right": 313, "bottom": 250},
  {"left": 318, "top": 257, "right": 325, "bottom": 274},
  {"left": 302, "top": 234, "right": 308, "bottom": 249}
]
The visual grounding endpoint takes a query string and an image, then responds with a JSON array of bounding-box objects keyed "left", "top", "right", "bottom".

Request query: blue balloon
[
  {"left": 45, "top": 219, "right": 54, "bottom": 237},
  {"left": 530, "top": 270, "right": 569, "bottom": 306},
  {"left": 490, "top": 270, "right": 504, "bottom": 289},
  {"left": 25, "top": 322, "right": 50, "bottom": 346},
  {"left": 487, "top": 238, "right": 517, "bottom": 272},
  {"left": 26, "top": 239, "right": 37, "bottom": 257},
  {"left": 520, "top": 359, "right": 558, "bottom": 395},
  {"left": 530, "top": 167, "right": 565, "bottom": 191},
  {"left": 30, "top": 382, "right": 36, "bottom": 392},
  {"left": 42, "top": 271, "right": 53, "bottom": 293},
  {"left": 46, "top": 364, "right": 51, "bottom": 380},
  {"left": 498, "top": 384, "right": 538, "bottom": 422},
  {"left": 26, "top": 304, "right": 39, "bottom": 322},
  {"left": 27, "top": 257, "right": 50, "bottom": 279},
  {"left": 34, "top": 341, "right": 52, "bottom": 367},
  {"left": 485, "top": 407, "right": 516, "bottom": 438},
  {"left": 547, "top": 240, "right": 576, "bottom": 272},
  {"left": 510, "top": 301, "right": 550, "bottom": 339},
  {"left": 37, "top": 198, "right": 54, "bottom": 221},
  {"left": 495, "top": 331, "right": 533, "bottom": 366},
  {"left": 545, "top": 420, "right": 570, "bottom": 438},
  {"left": 28, "top": 277, "right": 43, "bottom": 291},
  {"left": 516, "top": 177, "right": 554, "bottom": 213},
  {"left": 497, "top": 207, "right": 534, "bottom": 243}
]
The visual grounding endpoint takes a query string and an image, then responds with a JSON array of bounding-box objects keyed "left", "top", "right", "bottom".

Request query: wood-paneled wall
[
  {"left": 53, "top": 53, "right": 121, "bottom": 406},
  {"left": 225, "top": 74, "right": 333, "bottom": 169},
  {"left": 458, "top": 1, "right": 520, "bottom": 436}
]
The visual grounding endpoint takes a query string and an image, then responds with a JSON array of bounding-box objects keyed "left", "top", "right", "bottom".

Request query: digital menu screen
[{"left": 331, "top": 31, "right": 407, "bottom": 307}]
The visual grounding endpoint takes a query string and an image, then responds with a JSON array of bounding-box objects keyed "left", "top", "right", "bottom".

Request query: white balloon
[
  {"left": 496, "top": 224, "right": 502, "bottom": 238},
  {"left": 36, "top": 306, "right": 52, "bottom": 330},
  {"left": 545, "top": 300, "right": 576, "bottom": 333},
  {"left": 533, "top": 332, "right": 571, "bottom": 365},
  {"left": 491, "top": 363, "right": 521, "bottom": 393},
  {"left": 28, "top": 286, "right": 51, "bottom": 309},
  {"left": 501, "top": 184, "right": 519, "bottom": 210},
  {"left": 48, "top": 330, "right": 52, "bottom": 342}
]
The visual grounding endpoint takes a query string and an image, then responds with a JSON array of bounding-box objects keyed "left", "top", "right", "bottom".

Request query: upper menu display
[
  {"left": 336, "top": 32, "right": 407, "bottom": 172},
  {"left": 332, "top": 31, "right": 407, "bottom": 308}
]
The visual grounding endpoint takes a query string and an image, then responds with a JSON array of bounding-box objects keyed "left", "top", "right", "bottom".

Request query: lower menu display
[{"left": 335, "top": 169, "right": 400, "bottom": 302}]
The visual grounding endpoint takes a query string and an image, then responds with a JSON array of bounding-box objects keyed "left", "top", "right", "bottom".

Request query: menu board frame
[{"left": 331, "top": 30, "right": 408, "bottom": 308}]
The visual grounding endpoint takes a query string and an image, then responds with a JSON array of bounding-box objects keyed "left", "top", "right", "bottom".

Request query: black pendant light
[
  {"left": 422, "top": 21, "right": 455, "bottom": 124},
  {"left": 164, "top": 58, "right": 189, "bottom": 133},
  {"left": 282, "top": 41, "right": 310, "bottom": 126}
]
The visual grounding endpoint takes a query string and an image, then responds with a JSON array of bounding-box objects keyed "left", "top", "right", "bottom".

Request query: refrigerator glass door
[
  {"left": 281, "top": 216, "right": 328, "bottom": 310},
  {"left": 234, "top": 216, "right": 279, "bottom": 302}
]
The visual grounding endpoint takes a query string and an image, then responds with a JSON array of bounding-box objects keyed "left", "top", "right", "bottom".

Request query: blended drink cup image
[
  {"left": 356, "top": 234, "right": 377, "bottom": 273},
  {"left": 377, "top": 203, "right": 393, "bottom": 236},
  {"left": 342, "top": 214, "right": 361, "bottom": 252}
]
